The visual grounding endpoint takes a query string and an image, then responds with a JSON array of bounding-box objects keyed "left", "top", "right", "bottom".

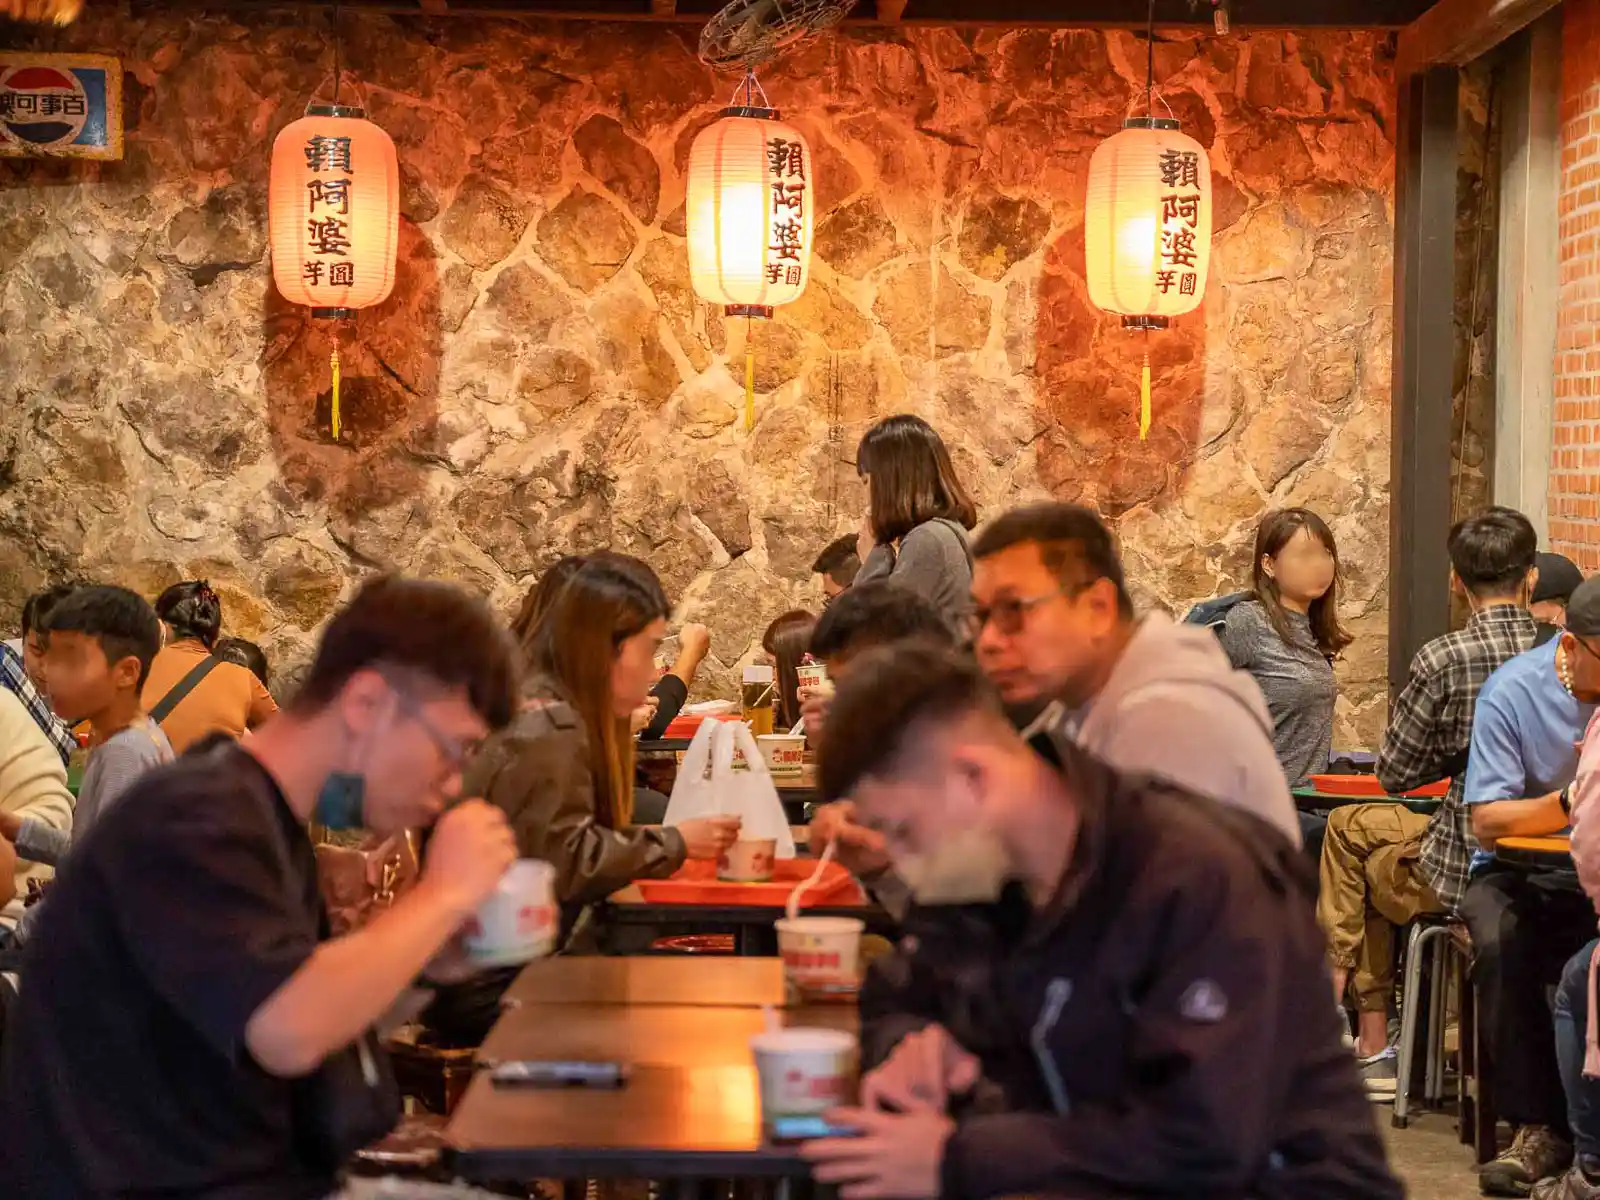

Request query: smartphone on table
[{"left": 487, "top": 1060, "right": 630, "bottom": 1089}]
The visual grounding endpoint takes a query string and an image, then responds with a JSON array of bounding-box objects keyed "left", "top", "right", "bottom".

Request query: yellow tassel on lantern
[
  {"left": 743, "top": 319, "right": 755, "bottom": 432},
  {"left": 1139, "top": 355, "right": 1151, "bottom": 441},
  {"left": 330, "top": 346, "right": 342, "bottom": 442}
]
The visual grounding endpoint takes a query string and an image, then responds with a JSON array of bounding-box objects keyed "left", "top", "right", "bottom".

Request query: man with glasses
[
  {"left": 968, "top": 503, "right": 1299, "bottom": 843},
  {"left": 0, "top": 576, "right": 522, "bottom": 1200}
]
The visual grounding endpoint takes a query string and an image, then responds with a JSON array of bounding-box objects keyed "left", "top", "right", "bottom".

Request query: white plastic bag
[{"left": 664, "top": 720, "right": 796, "bottom": 858}]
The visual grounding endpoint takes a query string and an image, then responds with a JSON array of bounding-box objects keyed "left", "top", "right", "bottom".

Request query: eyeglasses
[
  {"left": 967, "top": 582, "right": 1091, "bottom": 637},
  {"left": 1571, "top": 634, "right": 1600, "bottom": 666},
  {"left": 398, "top": 697, "right": 481, "bottom": 774}
]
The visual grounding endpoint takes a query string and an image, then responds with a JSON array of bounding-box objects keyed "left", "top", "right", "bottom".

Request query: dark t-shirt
[{"left": 0, "top": 743, "right": 328, "bottom": 1199}]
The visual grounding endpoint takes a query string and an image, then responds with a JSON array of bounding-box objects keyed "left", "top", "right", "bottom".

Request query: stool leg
[
  {"left": 1393, "top": 923, "right": 1431, "bottom": 1128},
  {"left": 1433, "top": 940, "right": 1459, "bottom": 1107}
]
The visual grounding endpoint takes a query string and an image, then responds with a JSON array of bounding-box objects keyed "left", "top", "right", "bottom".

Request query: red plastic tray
[
  {"left": 1309, "top": 774, "right": 1449, "bottom": 799},
  {"left": 634, "top": 859, "right": 862, "bottom": 907},
  {"left": 662, "top": 713, "right": 742, "bottom": 740}
]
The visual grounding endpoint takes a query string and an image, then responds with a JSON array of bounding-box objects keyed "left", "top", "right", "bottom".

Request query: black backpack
[{"left": 1182, "top": 591, "right": 1249, "bottom": 638}]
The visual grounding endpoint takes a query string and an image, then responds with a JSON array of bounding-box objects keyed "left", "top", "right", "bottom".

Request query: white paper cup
[
  {"left": 796, "top": 663, "right": 829, "bottom": 692},
  {"left": 463, "top": 859, "right": 558, "bottom": 968},
  {"left": 775, "top": 916, "right": 864, "bottom": 990},
  {"left": 750, "top": 1027, "right": 857, "bottom": 1123},
  {"left": 758, "top": 733, "right": 806, "bottom": 776},
  {"left": 718, "top": 837, "right": 777, "bottom": 882}
]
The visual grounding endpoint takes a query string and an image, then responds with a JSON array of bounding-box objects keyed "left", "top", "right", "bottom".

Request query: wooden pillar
[{"left": 1389, "top": 65, "right": 1461, "bottom": 694}]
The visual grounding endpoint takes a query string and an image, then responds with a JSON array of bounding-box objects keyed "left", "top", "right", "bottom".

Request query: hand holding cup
[{"left": 679, "top": 814, "right": 742, "bottom": 860}]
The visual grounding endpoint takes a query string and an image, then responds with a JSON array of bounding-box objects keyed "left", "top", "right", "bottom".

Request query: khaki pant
[{"left": 1317, "top": 803, "right": 1443, "bottom": 1012}]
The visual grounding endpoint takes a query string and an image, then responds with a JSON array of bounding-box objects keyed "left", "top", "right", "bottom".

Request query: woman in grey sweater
[
  {"left": 1220, "top": 507, "right": 1353, "bottom": 791},
  {"left": 853, "top": 414, "right": 978, "bottom": 634}
]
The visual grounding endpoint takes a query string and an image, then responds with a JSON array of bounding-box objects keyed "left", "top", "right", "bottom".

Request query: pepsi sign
[{"left": 0, "top": 54, "right": 121, "bottom": 160}]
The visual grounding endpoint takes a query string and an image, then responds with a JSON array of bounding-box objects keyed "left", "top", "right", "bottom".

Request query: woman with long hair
[
  {"left": 854, "top": 414, "right": 979, "bottom": 633},
  {"left": 462, "top": 555, "right": 738, "bottom": 948},
  {"left": 141, "top": 580, "right": 277, "bottom": 752},
  {"left": 762, "top": 609, "right": 817, "bottom": 732},
  {"left": 1220, "top": 508, "right": 1353, "bottom": 790}
]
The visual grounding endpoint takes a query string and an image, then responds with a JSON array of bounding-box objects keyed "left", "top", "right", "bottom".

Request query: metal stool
[{"left": 1393, "top": 914, "right": 1465, "bottom": 1127}]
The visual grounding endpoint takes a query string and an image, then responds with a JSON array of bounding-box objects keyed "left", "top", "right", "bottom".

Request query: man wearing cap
[
  {"left": 1456, "top": 577, "right": 1600, "bottom": 1195},
  {"left": 1533, "top": 553, "right": 1586, "bottom": 644}
]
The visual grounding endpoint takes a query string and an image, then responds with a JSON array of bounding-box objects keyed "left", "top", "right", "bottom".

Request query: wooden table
[
  {"left": 500, "top": 955, "right": 787, "bottom": 1010},
  {"left": 448, "top": 1000, "right": 859, "bottom": 1181},
  {"left": 1495, "top": 835, "right": 1574, "bottom": 869}
]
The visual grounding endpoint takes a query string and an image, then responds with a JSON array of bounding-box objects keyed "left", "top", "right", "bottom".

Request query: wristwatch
[{"left": 1560, "top": 784, "right": 1574, "bottom": 817}]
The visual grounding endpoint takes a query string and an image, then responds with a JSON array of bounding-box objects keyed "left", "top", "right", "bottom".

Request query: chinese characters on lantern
[
  {"left": 301, "top": 133, "right": 354, "bottom": 291},
  {"left": 1155, "top": 148, "right": 1201, "bottom": 297},
  {"left": 764, "top": 135, "right": 807, "bottom": 287}
]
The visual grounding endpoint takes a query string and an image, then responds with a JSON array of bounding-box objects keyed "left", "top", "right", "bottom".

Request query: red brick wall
[{"left": 1552, "top": 0, "right": 1600, "bottom": 573}]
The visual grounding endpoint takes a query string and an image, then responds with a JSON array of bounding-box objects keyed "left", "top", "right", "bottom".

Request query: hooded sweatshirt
[{"left": 1040, "top": 612, "right": 1300, "bottom": 845}]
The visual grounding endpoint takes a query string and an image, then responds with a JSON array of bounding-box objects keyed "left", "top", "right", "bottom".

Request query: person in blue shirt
[{"left": 1461, "top": 635, "right": 1598, "bottom": 1196}]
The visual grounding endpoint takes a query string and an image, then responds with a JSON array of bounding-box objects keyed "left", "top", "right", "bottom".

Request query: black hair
[
  {"left": 296, "top": 576, "right": 521, "bottom": 731},
  {"left": 42, "top": 585, "right": 163, "bottom": 690},
  {"left": 214, "top": 637, "right": 270, "bottom": 687},
  {"left": 1448, "top": 507, "right": 1538, "bottom": 597},
  {"left": 971, "top": 502, "right": 1135, "bottom": 620},
  {"left": 154, "top": 580, "right": 224, "bottom": 649},
  {"left": 809, "top": 581, "right": 953, "bottom": 665},
  {"left": 817, "top": 638, "right": 1001, "bottom": 805},
  {"left": 21, "top": 582, "right": 80, "bottom": 638},
  {"left": 811, "top": 535, "right": 863, "bottom": 588}
]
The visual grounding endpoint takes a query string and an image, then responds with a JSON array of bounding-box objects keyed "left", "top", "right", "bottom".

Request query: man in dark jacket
[{"left": 799, "top": 640, "right": 1402, "bottom": 1200}]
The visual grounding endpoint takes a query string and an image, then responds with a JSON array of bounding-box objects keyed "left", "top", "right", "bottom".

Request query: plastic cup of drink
[
  {"left": 750, "top": 1027, "right": 857, "bottom": 1128},
  {"left": 775, "top": 916, "right": 864, "bottom": 991},
  {"left": 718, "top": 837, "right": 778, "bottom": 882},
  {"left": 758, "top": 733, "right": 806, "bottom": 776},
  {"left": 462, "top": 859, "right": 558, "bottom": 968}
]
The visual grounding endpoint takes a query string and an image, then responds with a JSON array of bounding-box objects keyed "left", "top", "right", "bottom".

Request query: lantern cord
[
  {"left": 743, "top": 317, "right": 756, "bottom": 433},
  {"left": 330, "top": 344, "right": 342, "bottom": 442},
  {"left": 1144, "top": 0, "right": 1155, "bottom": 118},
  {"left": 332, "top": 0, "right": 342, "bottom": 105},
  {"left": 1139, "top": 340, "right": 1151, "bottom": 442},
  {"left": 732, "top": 72, "right": 770, "bottom": 109}
]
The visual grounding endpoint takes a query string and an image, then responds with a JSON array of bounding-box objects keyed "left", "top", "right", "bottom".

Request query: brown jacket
[{"left": 461, "top": 673, "right": 685, "bottom": 940}]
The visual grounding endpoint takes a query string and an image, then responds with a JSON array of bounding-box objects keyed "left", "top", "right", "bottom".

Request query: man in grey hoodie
[{"left": 970, "top": 503, "right": 1300, "bottom": 846}]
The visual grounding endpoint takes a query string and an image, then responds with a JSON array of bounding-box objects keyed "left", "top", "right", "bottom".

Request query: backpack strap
[{"left": 149, "top": 656, "right": 222, "bottom": 726}]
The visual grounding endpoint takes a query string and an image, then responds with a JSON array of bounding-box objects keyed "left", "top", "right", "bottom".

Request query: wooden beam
[
  {"left": 1395, "top": 0, "right": 1559, "bottom": 77},
  {"left": 1389, "top": 65, "right": 1461, "bottom": 696},
  {"left": 128, "top": 0, "right": 1435, "bottom": 27}
]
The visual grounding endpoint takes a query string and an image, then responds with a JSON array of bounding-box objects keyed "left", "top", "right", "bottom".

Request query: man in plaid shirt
[
  {"left": 0, "top": 642, "right": 73, "bottom": 768},
  {"left": 1317, "top": 508, "right": 1539, "bottom": 1097}
]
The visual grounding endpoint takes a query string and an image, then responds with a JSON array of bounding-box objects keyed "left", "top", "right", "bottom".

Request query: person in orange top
[{"left": 141, "top": 582, "right": 277, "bottom": 753}]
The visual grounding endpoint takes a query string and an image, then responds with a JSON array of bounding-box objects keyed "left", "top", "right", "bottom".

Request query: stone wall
[
  {"left": 1452, "top": 61, "right": 1498, "bottom": 529},
  {"left": 0, "top": 14, "right": 1397, "bottom": 746}
]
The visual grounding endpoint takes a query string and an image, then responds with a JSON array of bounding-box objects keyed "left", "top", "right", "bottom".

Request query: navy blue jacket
[{"left": 859, "top": 736, "right": 1402, "bottom": 1200}]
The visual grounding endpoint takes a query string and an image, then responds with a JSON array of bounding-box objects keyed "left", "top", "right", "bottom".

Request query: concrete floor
[{"left": 1385, "top": 1109, "right": 1484, "bottom": 1199}]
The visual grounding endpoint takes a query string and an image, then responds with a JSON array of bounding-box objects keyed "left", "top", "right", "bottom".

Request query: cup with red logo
[
  {"left": 775, "top": 916, "right": 864, "bottom": 993},
  {"left": 750, "top": 1027, "right": 857, "bottom": 1132},
  {"left": 462, "top": 859, "right": 558, "bottom": 968}
]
